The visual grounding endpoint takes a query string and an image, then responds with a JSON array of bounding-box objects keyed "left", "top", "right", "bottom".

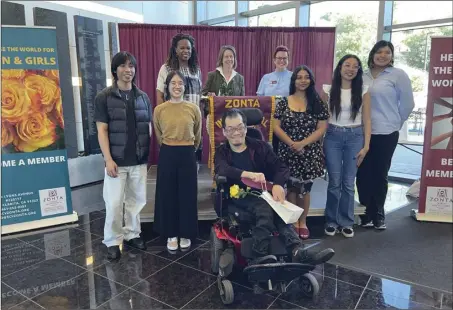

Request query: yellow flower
[
  {"left": 2, "top": 69, "right": 26, "bottom": 80},
  {"left": 14, "top": 112, "right": 57, "bottom": 152},
  {"left": 1, "top": 121, "right": 17, "bottom": 147},
  {"left": 1, "top": 78, "right": 31, "bottom": 124},
  {"left": 42, "top": 69, "right": 60, "bottom": 83},
  {"left": 54, "top": 96, "right": 64, "bottom": 128},
  {"left": 24, "top": 74, "right": 60, "bottom": 113},
  {"left": 230, "top": 184, "right": 240, "bottom": 199}
]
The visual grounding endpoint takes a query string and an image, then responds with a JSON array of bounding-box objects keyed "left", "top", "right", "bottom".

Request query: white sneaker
[
  {"left": 179, "top": 238, "right": 191, "bottom": 249},
  {"left": 341, "top": 227, "right": 354, "bottom": 238},
  {"left": 167, "top": 237, "right": 178, "bottom": 251}
]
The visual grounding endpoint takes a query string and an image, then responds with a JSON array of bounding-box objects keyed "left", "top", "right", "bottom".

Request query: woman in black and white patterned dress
[{"left": 273, "top": 65, "right": 329, "bottom": 239}]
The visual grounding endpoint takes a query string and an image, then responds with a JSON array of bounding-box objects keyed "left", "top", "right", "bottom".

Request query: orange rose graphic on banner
[
  {"left": 43, "top": 69, "right": 60, "bottom": 83},
  {"left": 1, "top": 69, "right": 65, "bottom": 154},
  {"left": 2, "top": 121, "right": 17, "bottom": 147},
  {"left": 2, "top": 78, "right": 31, "bottom": 124},
  {"left": 14, "top": 112, "right": 57, "bottom": 152},
  {"left": 2, "top": 69, "right": 26, "bottom": 80},
  {"left": 25, "top": 73, "right": 60, "bottom": 113},
  {"left": 54, "top": 97, "right": 64, "bottom": 128}
]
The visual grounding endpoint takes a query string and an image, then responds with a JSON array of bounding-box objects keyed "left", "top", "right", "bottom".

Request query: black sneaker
[
  {"left": 250, "top": 255, "right": 278, "bottom": 265},
  {"left": 324, "top": 226, "right": 337, "bottom": 236},
  {"left": 294, "top": 247, "right": 335, "bottom": 265},
  {"left": 360, "top": 215, "right": 374, "bottom": 228},
  {"left": 361, "top": 220, "right": 374, "bottom": 228},
  {"left": 107, "top": 246, "right": 121, "bottom": 260},
  {"left": 374, "top": 222, "right": 387, "bottom": 230},
  {"left": 341, "top": 227, "right": 354, "bottom": 238},
  {"left": 124, "top": 237, "right": 146, "bottom": 250}
]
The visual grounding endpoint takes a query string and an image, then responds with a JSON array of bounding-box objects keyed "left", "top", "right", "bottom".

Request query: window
[
  {"left": 249, "top": 8, "right": 296, "bottom": 27},
  {"left": 392, "top": 25, "right": 453, "bottom": 143},
  {"left": 213, "top": 20, "right": 235, "bottom": 26},
  {"left": 310, "top": 1, "right": 380, "bottom": 66},
  {"left": 249, "top": 1, "right": 292, "bottom": 10},
  {"left": 206, "top": 1, "right": 235, "bottom": 20},
  {"left": 393, "top": 1, "right": 453, "bottom": 25}
]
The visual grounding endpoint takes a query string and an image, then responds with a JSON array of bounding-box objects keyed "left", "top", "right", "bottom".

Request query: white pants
[{"left": 102, "top": 164, "right": 147, "bottom": 247}]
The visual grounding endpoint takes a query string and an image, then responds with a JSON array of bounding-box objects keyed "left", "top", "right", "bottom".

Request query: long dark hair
[
  {"left": 165, "top": 33, "right": 199, "bottom": 75},
  {"left": 111, "top": 51, "right": 137, "bottom": 84},
  {"left": 164, "top": 70, "right": 185, "bottom": 101},
  {"left": 289, "top": 65, "right": 322, "bottom": 115},
  {"left": 329, "top": 54, "right": 364, "bottom": 121},
  {"left": 367, "top": 40, "right": 394, "bottom": 69}
]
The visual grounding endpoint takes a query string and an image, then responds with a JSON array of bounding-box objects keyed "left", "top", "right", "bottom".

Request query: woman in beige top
[{"left": 153, "top": 70, "right": 202, "bottom": 251}]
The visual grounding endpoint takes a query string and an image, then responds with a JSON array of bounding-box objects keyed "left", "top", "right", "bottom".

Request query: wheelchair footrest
[
  {"left": 219, "top": 248, "right": 234, "bottom": 277},
  {"left": 244, "top": 262, "right": 314, "bottom": 284}
]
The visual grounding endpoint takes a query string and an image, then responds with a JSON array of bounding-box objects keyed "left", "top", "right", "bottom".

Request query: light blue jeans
[{"left": 323, "top": 124, "right": 364, "bottom": 229}]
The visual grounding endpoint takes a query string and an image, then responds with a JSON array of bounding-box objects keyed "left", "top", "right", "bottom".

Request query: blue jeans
[{"left": 323, "top": 124, "right": 364, "bottom": 229}]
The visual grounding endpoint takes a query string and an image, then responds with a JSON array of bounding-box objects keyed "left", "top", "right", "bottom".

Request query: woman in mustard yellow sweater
[{"left": 153, "top": 70, "right": 202, "bottom": 251}]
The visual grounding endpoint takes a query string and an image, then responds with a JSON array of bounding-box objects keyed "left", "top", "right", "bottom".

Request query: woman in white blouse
[{"left": 321, "top": 54, "right": 371, "bottom": 238}]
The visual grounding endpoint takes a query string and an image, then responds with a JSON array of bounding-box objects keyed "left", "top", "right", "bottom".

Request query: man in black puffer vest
[{"left": 95, "top": 51, "right": 152, "bottom": 260}]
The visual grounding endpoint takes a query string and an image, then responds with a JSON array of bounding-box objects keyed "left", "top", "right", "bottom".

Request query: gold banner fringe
[
  {"left": 269, "top": 96, "right": 276, "bottom": 142},
  {"left": 209, "top": 96, "right": 216, "bottom": 176}
]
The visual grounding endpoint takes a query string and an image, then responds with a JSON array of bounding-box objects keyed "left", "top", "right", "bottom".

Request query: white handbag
[{"left": 260, "top": 191, "right": 304, "bottom": 224}]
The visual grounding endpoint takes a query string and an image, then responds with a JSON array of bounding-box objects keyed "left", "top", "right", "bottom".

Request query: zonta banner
[
  {"left": 1, "top": 26, "right": 75, "bottom": 232},
  {"left": 417, "top": 36, "right": 453, "bottom": 222},
  {"left": 207, "top": 96, "right": 276, "bottom": 170}
]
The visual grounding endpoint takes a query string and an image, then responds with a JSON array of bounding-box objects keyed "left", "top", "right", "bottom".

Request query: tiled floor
[
  {"left": 1, "top": 179, "right": 450, "bottom": 310},
  {"left": 2, "top": 210, "right": 452, "bottom": 310}
]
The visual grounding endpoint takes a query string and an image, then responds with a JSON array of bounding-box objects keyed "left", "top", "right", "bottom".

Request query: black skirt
[{"left": 154, "top": 144, "right": 198, "bottom": 239}]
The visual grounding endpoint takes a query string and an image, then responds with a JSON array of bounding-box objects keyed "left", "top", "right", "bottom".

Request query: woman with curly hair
[{"left": 156, "top": 33, "right": 202, "bottom": 107}]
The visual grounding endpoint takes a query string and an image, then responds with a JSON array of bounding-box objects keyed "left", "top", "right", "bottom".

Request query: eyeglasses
[
  {"left": 224, "top": 124, "right": 246, "bottom": 134},
  {"left": 275, "top": 57, "right": 288, "bottom": 62}
]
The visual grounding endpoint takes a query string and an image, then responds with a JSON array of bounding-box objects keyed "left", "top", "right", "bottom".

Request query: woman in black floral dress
[{"left": 273, "top": 65, "right": 329, "bottom": 239}]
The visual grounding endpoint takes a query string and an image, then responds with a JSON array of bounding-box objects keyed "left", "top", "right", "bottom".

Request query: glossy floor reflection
[
  {"left": 354, "top": 182, "right": 414, "bottom": 214},
  {"left": 2, "top": 208, "right": 451, "bottom": 309}
]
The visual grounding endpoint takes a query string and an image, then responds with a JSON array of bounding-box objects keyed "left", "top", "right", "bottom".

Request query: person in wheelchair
[{"left": 214, "top": 108, "right": 334, "bottom": 265}]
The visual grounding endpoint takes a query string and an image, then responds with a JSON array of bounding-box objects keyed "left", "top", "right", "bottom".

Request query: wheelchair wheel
[
  {"left": 210, "top": 227, "right": 224, "bottom": 274},
  {"left": 299, "top": 273, "right": 319, "bottom": 298},
  {"left": 219, "top": 279, "right": 234, "bottom": 305}
]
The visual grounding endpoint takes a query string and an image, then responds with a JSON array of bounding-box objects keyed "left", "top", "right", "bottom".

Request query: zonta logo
[
  {"left": 43, "top": 190, "right": 63, "bottom": 202},
  {"left": 429, "top": 189, "right": 453, "bottom": 203}
]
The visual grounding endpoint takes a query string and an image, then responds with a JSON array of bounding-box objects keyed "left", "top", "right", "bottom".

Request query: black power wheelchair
[{"left": 209, "top": 108, "right": 333, "bottom": 305}]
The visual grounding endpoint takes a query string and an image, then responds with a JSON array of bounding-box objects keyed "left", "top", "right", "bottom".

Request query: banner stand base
[
  {"left": 1, "top": 212, "right": 79, "bottom": 235},
  {"left": 411, "top": 209, "right": 453, "bottom": 223}
]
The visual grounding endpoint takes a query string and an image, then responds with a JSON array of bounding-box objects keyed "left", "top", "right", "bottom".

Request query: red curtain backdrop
[{"left": 118, "top": 24, "right": 336, "bottom": 165}]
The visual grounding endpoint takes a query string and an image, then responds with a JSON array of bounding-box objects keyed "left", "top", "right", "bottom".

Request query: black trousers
[
  {"left": 154, "top": 144, "right": 198, "bottom": 239},
  {"left": 235, "top": 196, "right": 302, "bottom": 257},
  {"left": 356, "top": 131, "right": 399, "bottom": 224}
]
